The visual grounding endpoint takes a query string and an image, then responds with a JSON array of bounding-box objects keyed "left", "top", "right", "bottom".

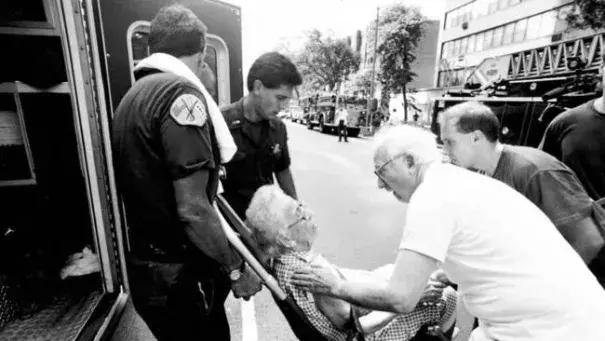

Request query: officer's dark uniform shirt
[
  {"left": 220, "top": 98, "right": 291, "bottom": 217},
  {"left": 111, "top": 68, "right": 220, "bottom": 256}
]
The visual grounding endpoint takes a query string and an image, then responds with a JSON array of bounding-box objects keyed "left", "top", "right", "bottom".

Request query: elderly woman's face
[{"left": 285, "top": 202, "right": 318, "bottom": 248}]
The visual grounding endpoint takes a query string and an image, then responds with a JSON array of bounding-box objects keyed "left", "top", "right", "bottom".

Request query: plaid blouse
[{"left": 273, "top": 251, "right": 456, "bottom": 341}]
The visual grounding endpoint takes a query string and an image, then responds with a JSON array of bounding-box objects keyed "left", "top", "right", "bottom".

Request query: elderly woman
[{"left": 245, "top": 184, "right": 457, "bottom": 341}]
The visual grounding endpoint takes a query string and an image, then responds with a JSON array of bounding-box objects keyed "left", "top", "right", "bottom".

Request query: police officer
[
  {"left": 111, "top": 5, "right": 261, "bottom": 340},
  {"left": 221, "top": 52, "right": 303, "bottom": 219}
]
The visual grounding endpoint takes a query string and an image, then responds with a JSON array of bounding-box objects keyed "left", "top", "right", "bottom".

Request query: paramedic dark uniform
[
  {"left": 111, "top": 68, "right": 235, "bottom": 340},
  {"left": 221, "top": 98, "right": 291, "bottom": 218}
]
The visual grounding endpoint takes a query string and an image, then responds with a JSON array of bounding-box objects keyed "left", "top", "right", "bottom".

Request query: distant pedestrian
[{"left": 335, "top": 103, "right": 349, "bottom": 142}]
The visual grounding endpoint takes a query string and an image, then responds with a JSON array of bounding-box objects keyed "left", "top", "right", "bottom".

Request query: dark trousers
[
  {"left": 127, "top": 255, "right": 231, "bottom": 341},
  {"left": 338, "top": 120, "right": 348, "bottom": 142}
]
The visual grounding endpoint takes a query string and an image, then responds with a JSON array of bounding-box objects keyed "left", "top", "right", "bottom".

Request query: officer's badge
[
  {"left": 170, "top": 94, "right": 207, "bottom": 127},
  {"left": 272, "top": 143, "right": 282, "bottom": 155}
]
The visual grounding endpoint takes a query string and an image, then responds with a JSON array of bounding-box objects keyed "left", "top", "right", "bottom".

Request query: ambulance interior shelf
[
  {"left": 0, "top": 81, "right": 71, "bottom": 188},
  {"left": 0, "top": 81, "right": 70, "bottom": 94}
]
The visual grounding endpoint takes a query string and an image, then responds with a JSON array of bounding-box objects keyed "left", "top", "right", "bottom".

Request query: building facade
[{"left": 436, "top": 0, "right": 580, "bottom": 88}]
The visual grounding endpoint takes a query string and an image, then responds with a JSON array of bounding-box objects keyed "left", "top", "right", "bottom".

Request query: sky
[{"left": 226, "top": 0, "right": 446, "bottom": 77}]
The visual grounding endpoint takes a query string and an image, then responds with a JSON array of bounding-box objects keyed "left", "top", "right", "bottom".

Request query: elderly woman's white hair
[
  {"left": 373, "top": 125, "right": 441, "bottom": 166},
  {"left": 245, "top": 185, "right": 299, "bottom": 258}
]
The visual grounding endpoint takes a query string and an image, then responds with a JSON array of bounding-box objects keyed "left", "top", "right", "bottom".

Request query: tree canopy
[
  {"left": 376, "top": 5, "right": 427, "bottom": 96},
  {"left": 294, "top": 29, "right": 360, "bottom": 94},
  {"left": 565, "top": 0, "right": 605, "bottom": 30}
]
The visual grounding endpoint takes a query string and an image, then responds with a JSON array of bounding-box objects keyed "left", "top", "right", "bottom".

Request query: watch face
[{"left": 230, "top": 270, "right": 242, "bottom": 281}]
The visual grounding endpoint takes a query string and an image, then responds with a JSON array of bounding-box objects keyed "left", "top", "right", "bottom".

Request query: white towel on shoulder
[{"left": 134, "top": 53, "right": 237, "bottom": 164}]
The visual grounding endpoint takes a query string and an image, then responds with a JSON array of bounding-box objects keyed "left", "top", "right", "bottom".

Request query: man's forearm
[
  {"left": 335, "top": 279, "right": 409, "bottom": 314},
  {"left": 181, "top": 203, "right": 243, "bottom": 273},
  {"left": 276, "top": 168, "right": 297, "bottom": 200}
]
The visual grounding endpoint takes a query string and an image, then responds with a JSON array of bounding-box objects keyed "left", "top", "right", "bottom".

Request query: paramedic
[
  {"left": 111, "top": 5, "right": 261, "bottom": 340},
  {"left": 221, "top": 52, "right": 303, "bottom": 219}
]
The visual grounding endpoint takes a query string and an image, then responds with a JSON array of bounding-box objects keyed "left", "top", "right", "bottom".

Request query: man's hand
[
  {"left": 417, "top": 279, "right": 446, "bottom": 307},
  {"left": 291, "top": 264, "right": 343, "bottom": 296},
  {"left": 430, "top": 269, "right": 453, "bottom": 286},
  {"left": 231, "top": 265, "right": 262, "bottom": 300}
]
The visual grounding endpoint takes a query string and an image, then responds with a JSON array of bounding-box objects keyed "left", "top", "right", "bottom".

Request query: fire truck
[
  {"left": 431, "top": 31, "right": 604, "bottom": 147},
  {"left": 0, "top": 0, "right": 242, "bottom": 339},
  {"left": 303, "top": 94, "right": 367, "bottom": 138}
]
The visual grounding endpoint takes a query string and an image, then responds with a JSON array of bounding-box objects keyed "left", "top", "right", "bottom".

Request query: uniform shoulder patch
[{"left": 169, "top": 94, "right": 207, "bottom": 127}]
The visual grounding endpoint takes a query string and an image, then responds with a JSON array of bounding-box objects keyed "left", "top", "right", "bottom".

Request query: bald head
[{"left": 438, "top": 101, "right": 500, "bottom": 143}]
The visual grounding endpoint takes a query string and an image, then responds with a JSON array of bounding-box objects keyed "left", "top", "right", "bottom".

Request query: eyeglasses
[
  {"left": 374, "top": 153, "right": 408, "bottom": 179},
  {"left": 286, "top": 202, "right": 313, "bottom": 229}
]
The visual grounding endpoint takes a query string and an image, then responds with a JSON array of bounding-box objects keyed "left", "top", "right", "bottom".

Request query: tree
[
  {"left": 565, "top": 0, "right": 605, "bottom": 30},
  {"left": 294, "top": 29, "right": 361, "bottom": 92},
  {"left": 346, "top": 67, "right": 379, "bottom": 96},
  {"left": 376, "top": 5, "right": 427, "bottom": 94},
  {"left": 373, "top": 4, "right": 428, "bottom": 121}
]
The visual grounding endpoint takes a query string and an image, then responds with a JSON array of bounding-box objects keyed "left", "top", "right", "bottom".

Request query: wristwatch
[{"left": 229, "top": 263, "right": 245, "bottom": 281}]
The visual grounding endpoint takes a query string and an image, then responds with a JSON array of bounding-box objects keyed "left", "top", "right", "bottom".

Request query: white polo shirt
[
  {"left": 399, "top": 163, "right": 605, "bottom": 341},
  {"left": 336, "top": 109, "right": 348, "bottom": 124}
]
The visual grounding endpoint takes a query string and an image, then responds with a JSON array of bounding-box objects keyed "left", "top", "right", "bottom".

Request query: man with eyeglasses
[{"left": 293, "top": 125, "right": 605, "bottom": 341}]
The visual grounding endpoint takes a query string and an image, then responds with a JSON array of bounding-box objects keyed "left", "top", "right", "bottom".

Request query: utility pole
[
  {"left": 402, "top": 43, "right": 408, "bottom": 122},
  {"left": 367, "top": 6, "right": 379, "bottom": 128}
]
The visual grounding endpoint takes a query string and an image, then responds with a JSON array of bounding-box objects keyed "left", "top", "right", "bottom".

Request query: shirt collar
[{"left": 240, "top": 97, "right": 278, "bottom": 130}]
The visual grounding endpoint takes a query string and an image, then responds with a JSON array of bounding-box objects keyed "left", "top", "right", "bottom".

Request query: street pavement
[{"left": 225, "top": 120, "right": 411, "bottom": 341}]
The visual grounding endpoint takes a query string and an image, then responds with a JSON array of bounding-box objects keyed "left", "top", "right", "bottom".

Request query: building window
[
  {"left": 525, "top": 13, "right": 542, "bottom": 40},
  {"left": 452, "top": 9, "right": 459, "bottom": 27},
  {"left": 467, "top": 34, "right": 476, "bottom": 54},
  {"left": 484, "top": 29, "right": 494, "bottom": 50},
  {"left": 488, "top": 0, "right": 498, "bottom": 14},
  {"left": 475, "top": 31, "right": 485, "bottom": 52},
  {"left": 502, "top": 22, "right": 515, "bottom": 45},
  {"left": 498, "top": 0, "right": 508, "bottom": 11},
  {"left": 492, "top": 26, "right": 504, "bottom": 47},
  {"left": 513, "top": 18, "right": 528, "bottom": 42},
  {"left": 538, "top": 10, "right": 556, "bottom": 37},
  {"left": 463, "top": 3, "right": 473, "bottom": 23},
  {"left": 460, "top": 37, "right": 469, "bottom": 55},
  {"left": 454, "top": 39, "right": 461, "bottom": 56},
  {"left": 475, "top": 0, "right": 489, "bottom": 18}
]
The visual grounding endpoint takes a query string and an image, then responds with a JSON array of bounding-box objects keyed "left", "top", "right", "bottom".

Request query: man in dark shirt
[
  {"left": 539, "top": 58, "right": 605, "bottom": 201},
  {"left": 111, "top": 5, "right": 261, "bottom": 340},
  {"left": 438, "top": 101, "right": 605, "bottom": 286},
  {"left": 221, "top": 52, "right": 302, "bottom": 218}
]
